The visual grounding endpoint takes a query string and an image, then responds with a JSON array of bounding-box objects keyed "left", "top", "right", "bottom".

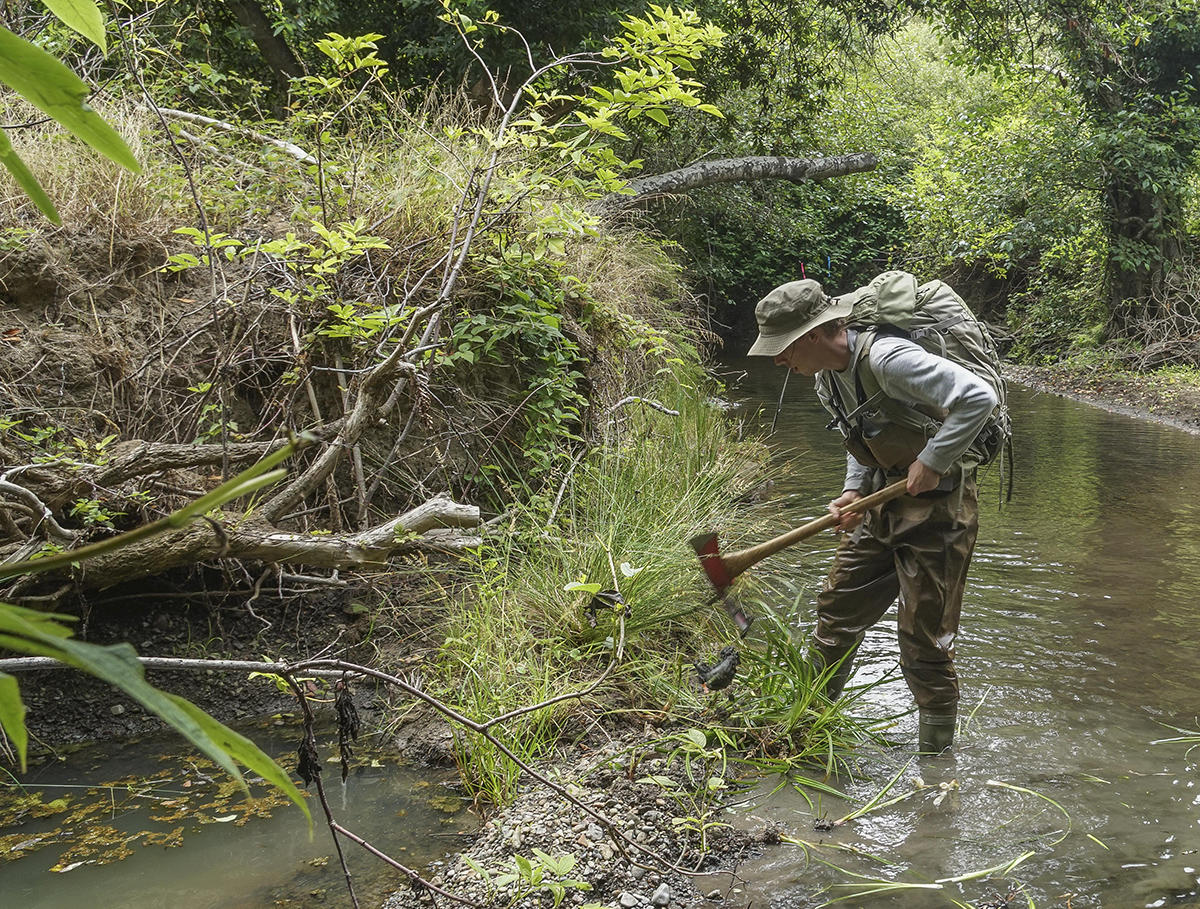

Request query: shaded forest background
[{"left": 172, "top": 0, "right": 1200, "bottom": 361}]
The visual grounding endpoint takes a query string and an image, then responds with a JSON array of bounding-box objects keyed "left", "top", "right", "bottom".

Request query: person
[{"left": 747, "top": 275, "right": 998, "bottom": 754}]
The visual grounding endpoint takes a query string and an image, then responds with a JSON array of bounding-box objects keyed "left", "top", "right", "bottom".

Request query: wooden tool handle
[{"left": 722, "top": 479, "right": 909, "bottom": 580}]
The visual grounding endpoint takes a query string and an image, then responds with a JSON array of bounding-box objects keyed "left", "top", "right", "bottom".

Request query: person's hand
[
  {"left": 906, "top": 459, "right": 942, "bottom": 495},
  {"left": 828, "top": 490, "right": 864, "bottom": 533}
]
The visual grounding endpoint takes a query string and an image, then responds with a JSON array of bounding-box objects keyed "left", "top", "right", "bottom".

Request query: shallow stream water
[
  {"left": 720, "top": 358, "right": 1200, "bottom": 908},
  {"left": 1, "top": 722, "right": 474, "bottom": 908}
]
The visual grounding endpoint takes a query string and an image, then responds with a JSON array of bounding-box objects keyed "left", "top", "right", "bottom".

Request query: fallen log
[
  {"left": 18, "top": 492, "right": 480, "bottom": 592},
  {"left": 593, "top": 152, "right": 879, "bottom": 214}
]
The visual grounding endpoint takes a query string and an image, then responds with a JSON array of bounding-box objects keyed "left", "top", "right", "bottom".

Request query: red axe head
[
  {"left": 689, "top": 532, "right": 732, "bottom": 590},
  {"left": 689, "top": 533, "right": 752, "bottom": 636}
]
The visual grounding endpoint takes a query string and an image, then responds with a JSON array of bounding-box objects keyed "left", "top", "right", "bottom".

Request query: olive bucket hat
[{"left": 747, "top": 279, "right": 852, "bottom": 357}]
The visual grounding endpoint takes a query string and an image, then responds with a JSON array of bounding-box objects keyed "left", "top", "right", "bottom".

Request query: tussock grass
[
  {"left": 433, "top": 385, "right": 775, "bottom": 803},
  {"left": 0, "top": 100, "right": 179, "bottom": 231}
]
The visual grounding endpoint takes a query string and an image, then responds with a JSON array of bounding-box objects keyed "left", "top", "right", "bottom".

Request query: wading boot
[
  {"left": 918, "top": 709, "right": 956, "bottom": 755},
  {"left": 822, "top": 658, "right": 854, "bottom": 702}
]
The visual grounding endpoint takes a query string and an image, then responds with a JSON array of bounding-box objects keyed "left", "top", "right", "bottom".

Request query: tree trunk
[
  {"left": 593, "top": 153, "right": 878, "bottom": 213},
  {"left": 1103, "top": 172, "right": 1187, "bottom": 338},
  {"left": 225, "top": 0, "right": 303, "bottom": 90}
]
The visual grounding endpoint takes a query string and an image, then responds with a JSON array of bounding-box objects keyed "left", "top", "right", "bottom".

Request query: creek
[
  {"left": 719, "top": 358, "right": 1200, "bottom": 908},
  {"left": 1, "top": 722, "right": 475, "bottom": 908}
]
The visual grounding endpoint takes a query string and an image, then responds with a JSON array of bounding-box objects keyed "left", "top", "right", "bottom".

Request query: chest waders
[{"left": 814, "top": 332, "right": 979, "bottom": 754}]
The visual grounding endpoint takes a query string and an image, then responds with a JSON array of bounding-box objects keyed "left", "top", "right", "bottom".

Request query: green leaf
[
  {"left": 563, "top": 581, "right": 602, "bottom": 595},
  {"left": 0, "top": 671, "right": 28, "bottom": 771},
  {"left": 684, "top": 727, "right": 707, "bottom": 748},
  {"left": 165, "top": 693, "right": 310, "bottom": 829},
  {"left": 0, "top": 127, "right": 60, "bottom": 223},
  {"left": 0, "top": 26, "right": 138, "bottom": 172},
  {"left": 40, "top": 0, "right": 107, "bottom": 52},
  {"left": 645, "top": 108, "right": 669, "bottom": 127}
]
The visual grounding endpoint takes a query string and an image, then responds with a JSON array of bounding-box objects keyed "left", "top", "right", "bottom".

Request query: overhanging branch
[{"left": 594, "top": 152, "right": 879, "bottom": 213}]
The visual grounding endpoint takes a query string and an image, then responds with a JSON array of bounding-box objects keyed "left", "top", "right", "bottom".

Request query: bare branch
[
  {"left": 594, "top": 152, "right": 880, "bottom": 213},
  {"left": 151, "top": 106, "right": 318, "bottom": 165}
]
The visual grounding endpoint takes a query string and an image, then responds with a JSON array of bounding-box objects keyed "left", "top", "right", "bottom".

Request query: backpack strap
[
  {"left": 852, "top": 328, "right": 941, "bottom": 437},
  {"left": 908, "top": 315, "right": 966, "bottom": 358}
]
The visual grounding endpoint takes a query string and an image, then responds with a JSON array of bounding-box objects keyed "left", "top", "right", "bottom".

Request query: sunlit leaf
[
  {"left": 0, "top": 26, "right": 138, "bottom": 172},
  {"left": 40, "top": 0, "right": 107, "bottom": 51},
  {"left": 0, "top": 129, "right": 61, "bottom": 223},
  {"left": 0, "top": 671, "right": 28, "bottom": 771}
]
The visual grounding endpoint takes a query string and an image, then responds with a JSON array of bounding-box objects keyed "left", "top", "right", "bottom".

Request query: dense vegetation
[{"left": 1, "top": 0, "right": 1199, "bottom": 899}]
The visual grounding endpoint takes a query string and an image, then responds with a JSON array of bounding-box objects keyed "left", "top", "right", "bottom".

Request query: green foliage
[
  {"left": 636, "top": 727, "right": 733, "bottom": 854},
  {"left": 465, "top": 849, "right": 596, "bottom": 908},
  {"left": 442, "top": 264, "right": 589, "bottom": 488},
  {"left": 433, "top": 388, "right": 771, "bottom": 804},
  {"left": 0, "top": 604, "right": 309, "bottom": 822},
  {"left": 69, "top": 497, "right": 124, "bottom": 529},
  {"left": 719, "top": 594, "right": 884, "bottom": 768},
  {"left": 933, "top": 0, "right": 1200, "bottom": 316},
  {"left": 0, "top": 0, "right": 138, "bottom": 223}
]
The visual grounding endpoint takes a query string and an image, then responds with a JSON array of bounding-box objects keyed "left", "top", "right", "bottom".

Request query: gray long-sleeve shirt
[{"left": 824, "top": 331, "right": 998, "bottom": 492}]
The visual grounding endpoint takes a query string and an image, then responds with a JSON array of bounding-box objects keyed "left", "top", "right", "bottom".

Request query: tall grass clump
[{"left": 433, "top": 379, "right": 776, "bottom": 804}]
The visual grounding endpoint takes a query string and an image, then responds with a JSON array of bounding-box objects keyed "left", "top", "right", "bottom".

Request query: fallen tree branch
[
  {"left": 152, "top": 106, "right": 318, "bottom": 165},
  {"left": 593, "top": 152, "right": 879, "bottom": 213},
  {"left": 34, "top": 492, "right": 479, "bottom": 590},
  {"left": 0, "top": 479, "right": 74, "bottom": 543},
  {"left": 7, "top": 431, "right": 341, "bottom": 512}
]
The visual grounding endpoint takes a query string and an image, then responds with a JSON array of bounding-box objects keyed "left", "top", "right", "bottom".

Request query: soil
[{"left": 16, "top": 570, "right": 441, "bottom": 748}]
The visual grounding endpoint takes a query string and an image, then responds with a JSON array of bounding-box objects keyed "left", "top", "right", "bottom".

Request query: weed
[
  {"left": 464, "top": 849, "right": 599, "bottom": 908},
  {"left": 636, "top": 727, "right": 734, "bottom": 857}
]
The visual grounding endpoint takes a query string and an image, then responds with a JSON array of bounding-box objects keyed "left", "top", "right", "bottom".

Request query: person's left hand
[{"left": 906, "top": 459, "right": 942, "bottom": 495}]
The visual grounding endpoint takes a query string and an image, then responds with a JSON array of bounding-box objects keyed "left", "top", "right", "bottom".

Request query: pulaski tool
[{"left": 690, "top": 478, "right": 910, "bottom": 632}]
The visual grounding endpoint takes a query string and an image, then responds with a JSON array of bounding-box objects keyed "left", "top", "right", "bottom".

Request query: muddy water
[
  {"left": 723, "top": 359, "right": 1200, "bottom": 908},
  {"left": 2, "top": 725, "right": 475, "bottom": 908}
]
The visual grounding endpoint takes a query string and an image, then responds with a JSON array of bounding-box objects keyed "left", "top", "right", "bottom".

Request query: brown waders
[{"left": 810, "top": 472, "right": 979, "bottom": 754}]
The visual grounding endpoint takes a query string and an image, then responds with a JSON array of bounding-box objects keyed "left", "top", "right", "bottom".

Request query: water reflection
[{"left": 720, "top": 358, "right": 1200, "bottom": 908}]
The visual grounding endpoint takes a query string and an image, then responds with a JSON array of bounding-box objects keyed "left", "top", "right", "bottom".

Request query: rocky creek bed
[{"left": 384, "top": 731, "right": 779, "bottom": 909}]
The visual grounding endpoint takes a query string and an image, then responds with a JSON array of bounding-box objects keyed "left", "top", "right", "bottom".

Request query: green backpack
[{"left": 839, "top": 270, "right": 1012, "bottom": 483}]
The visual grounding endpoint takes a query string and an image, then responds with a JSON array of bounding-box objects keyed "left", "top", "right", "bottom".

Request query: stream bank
[
  {"left": 16, "top": 363, "right": 1200, "bottom": 909},
  {"left": 1005, "top": 362, "right": 1200, "bottom": 434}
]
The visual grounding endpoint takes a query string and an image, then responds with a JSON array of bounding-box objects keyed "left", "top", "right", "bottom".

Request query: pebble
[
  {"left": 380, "top": 737, "right": 752, "bottom": 909},
  {"left": 109, "top": 704, "right": 125, "bottom": 716}
]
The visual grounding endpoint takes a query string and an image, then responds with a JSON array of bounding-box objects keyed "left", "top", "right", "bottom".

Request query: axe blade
[
  {"left": 689, "top": 532, "right": 733, "bottom": 590},
  {"left": 720, "top": 592, "right": 754, "bottom": 637}
]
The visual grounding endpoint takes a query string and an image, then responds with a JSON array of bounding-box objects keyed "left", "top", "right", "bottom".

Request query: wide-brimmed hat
[{"left": 747, "top": 279, "right": 851, "bottom": 357}]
